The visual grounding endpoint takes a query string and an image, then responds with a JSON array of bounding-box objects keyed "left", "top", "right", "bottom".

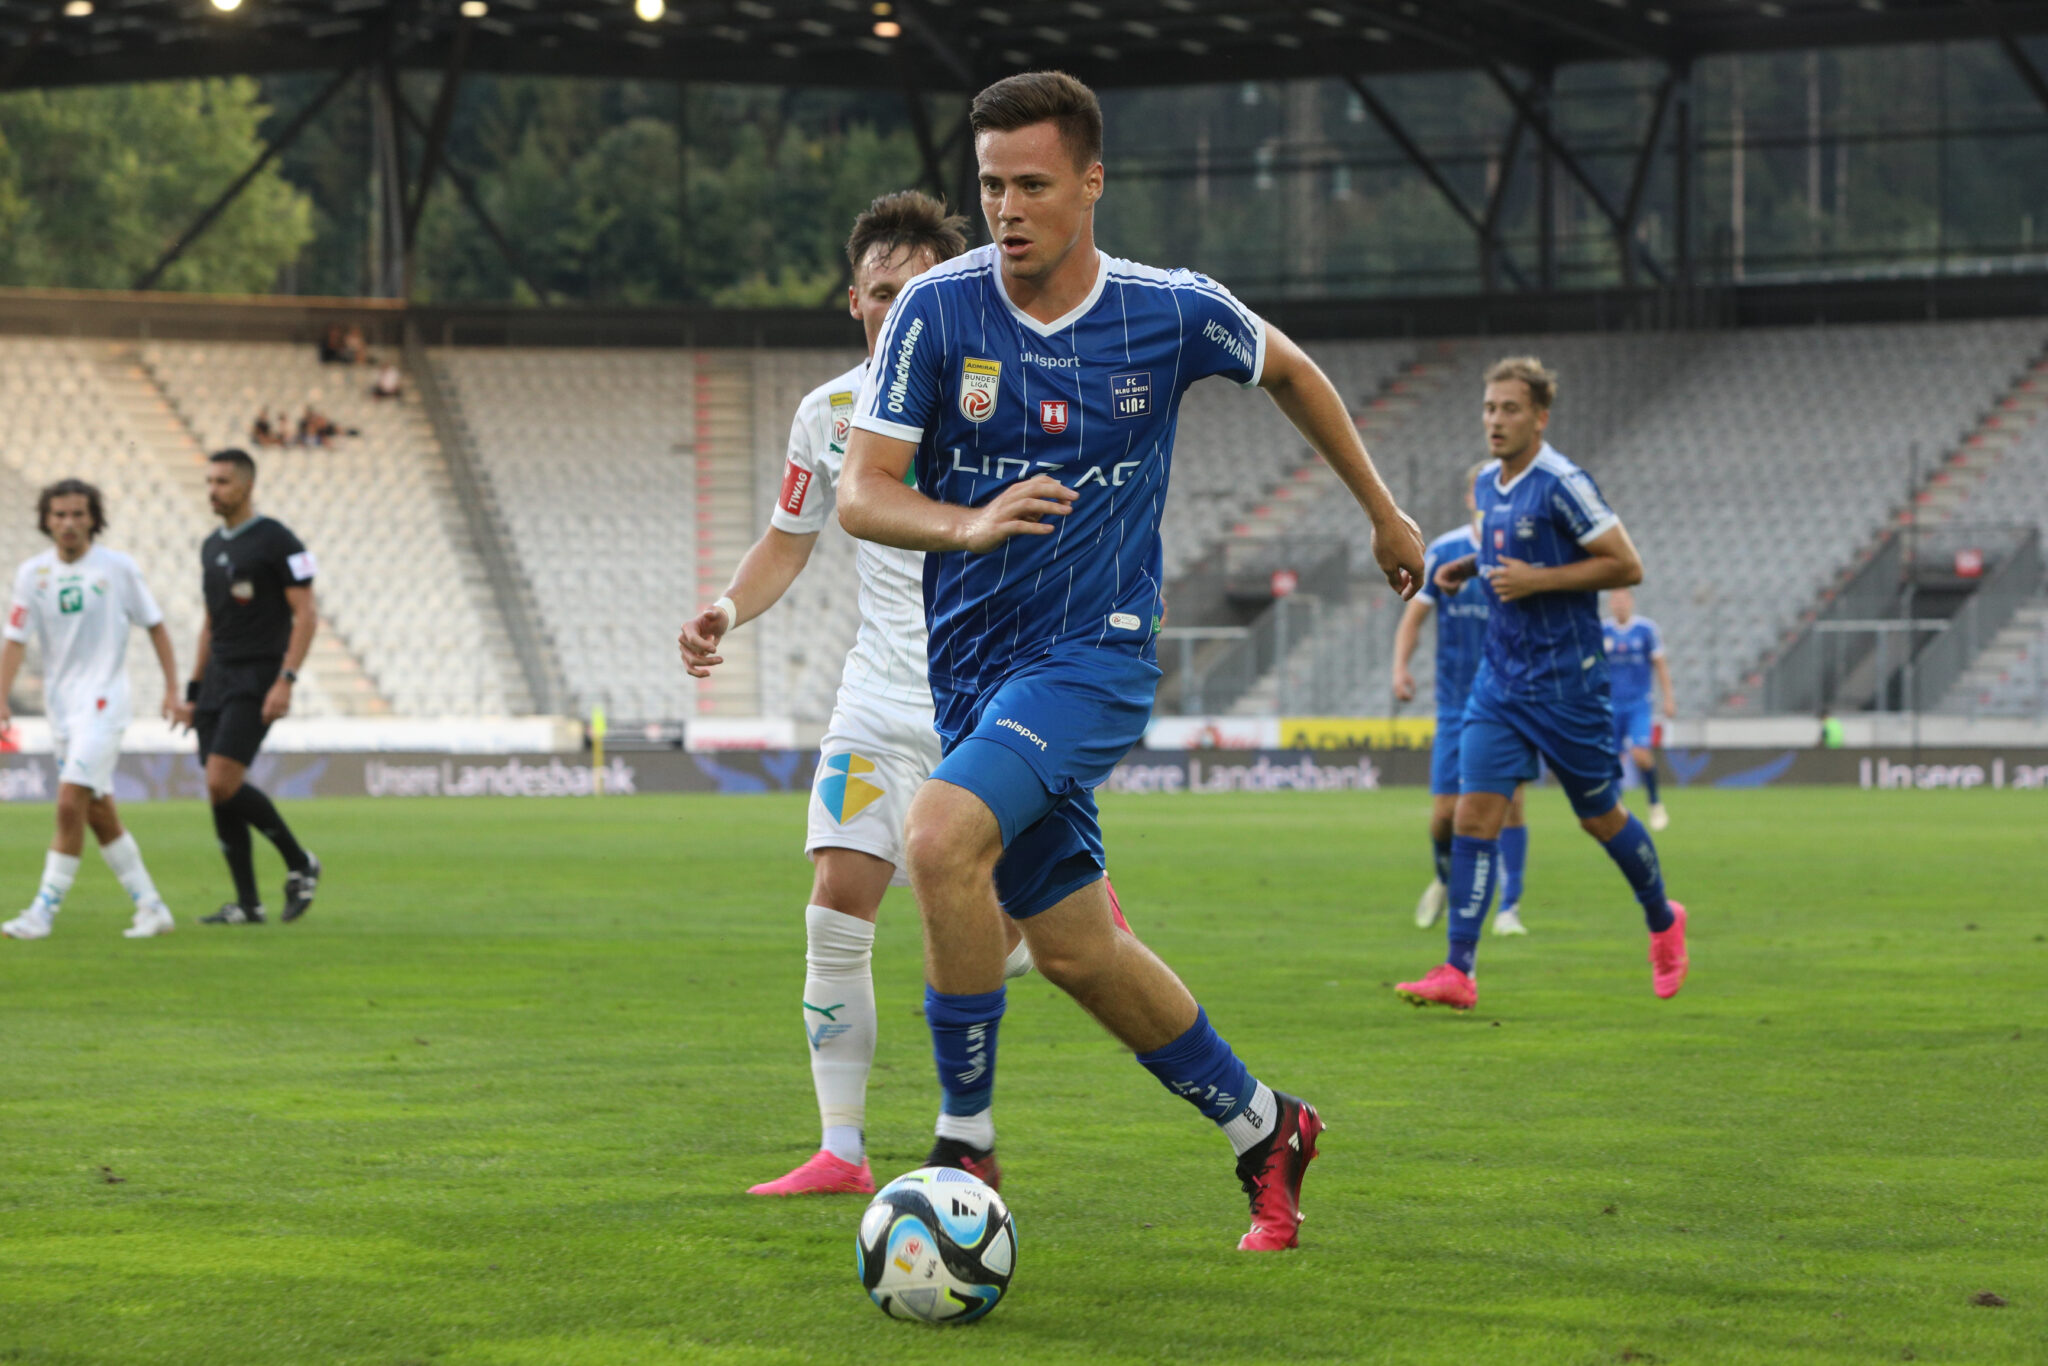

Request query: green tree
[{"left": 0, "top": 79, "right": 313, "bottom": 294}]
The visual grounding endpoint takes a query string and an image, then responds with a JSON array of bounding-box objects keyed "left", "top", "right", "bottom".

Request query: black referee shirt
[{"left": 202, "top": 515, "right": 316, "bottom": 663}]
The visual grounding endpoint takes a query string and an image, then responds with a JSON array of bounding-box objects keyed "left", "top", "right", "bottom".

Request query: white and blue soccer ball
[{"left": 855, "top": 1166, "right": 1016, "bottom": 1324}]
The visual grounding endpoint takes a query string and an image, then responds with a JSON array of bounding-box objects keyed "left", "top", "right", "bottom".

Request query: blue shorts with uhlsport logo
[{"left": 929, "top": 649, "right": 1160, "bottom": 919}]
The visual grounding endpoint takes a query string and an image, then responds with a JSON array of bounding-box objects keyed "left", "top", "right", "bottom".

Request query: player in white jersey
[
  {"left": 1, "top": 480, "right": 179, "bottom": 940},
  {"left": 679, "top": 192, "right": 1039, "bottom": 1197}
]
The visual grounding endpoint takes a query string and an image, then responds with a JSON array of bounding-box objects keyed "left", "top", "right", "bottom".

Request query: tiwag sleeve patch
[{"left": 780, "top": 460, "right": 814, "bottom": 515}]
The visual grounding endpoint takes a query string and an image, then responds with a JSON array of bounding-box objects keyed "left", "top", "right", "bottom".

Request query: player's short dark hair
[
  {"left": 845, "top": 191, "right": 969, "bottom": 279},
  {"left": 1484, "top": 356, "right": 1558, "bottom": 411},
  {"left": 209, "top": 448, "right": 258, "bottom": 479},
  {"left": 970, "top": 71, "right": 1103, "bottom": 171},
  {"left": 37, "top": 478, "right": 106, "bottom": 539}
]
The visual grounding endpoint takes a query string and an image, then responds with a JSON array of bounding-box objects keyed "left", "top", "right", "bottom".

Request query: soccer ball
[{"left": 856, "top": 1166, "right": 1016, "bottom": 1324}]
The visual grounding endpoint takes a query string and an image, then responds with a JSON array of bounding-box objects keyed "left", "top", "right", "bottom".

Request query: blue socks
[
  {"left": 1640, "top": 760, "right": 1661, "bottom": 804},
  {"left": 1432, "top": 835, "right": 1452, "bottom": 886},
  {"left": 1444, "top": 834, "right": 1499, "bottom": 975},
  {"left": 926, "top": 985, "right": 1005, "bottom": 1122},
  {"left": 1601, "top": 812, "right": 1673, "bottom": 932},
  {"left": 1498, "top": 824, "right": 1528, "bottom": 909},
  {"left": 1136, "top": 1007, "right": 1278, "bottom": 1155}
]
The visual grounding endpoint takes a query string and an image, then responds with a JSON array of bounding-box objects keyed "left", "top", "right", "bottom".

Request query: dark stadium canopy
[{"left": 10, "top": 0, "right": 2048, "bottom": 92}]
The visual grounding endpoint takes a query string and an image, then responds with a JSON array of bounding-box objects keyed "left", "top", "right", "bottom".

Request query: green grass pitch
[{"left": 1, "top": 788, "right": 2043, "bottom": 1365}]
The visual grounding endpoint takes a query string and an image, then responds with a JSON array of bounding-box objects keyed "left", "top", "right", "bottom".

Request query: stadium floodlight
[
  {"left": 872, "top": 19, "right": 901, "bottom": 37},
  {"left": 62, "top": 0, "right": 92, "bottom": 15},
  {"left": 634, "top": 0, "right": 664, "bottom": 20},
  {"left": 460, "top": 0, "right": 487, "bottom": 15},
  {"left": 210, "top": 0, "right": 243, "bottom": 11}
]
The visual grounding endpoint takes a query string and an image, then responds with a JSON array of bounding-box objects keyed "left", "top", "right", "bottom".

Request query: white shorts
[
  {"left": 805, "top": 688, "right": 943, "bottom": 886},
  {"left": 51, "top": 710, "right": 126, "bottom": 798}
]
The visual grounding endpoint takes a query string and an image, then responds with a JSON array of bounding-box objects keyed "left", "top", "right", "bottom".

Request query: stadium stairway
[
  {"left": 1229, "top": 344, "right": 1457, "bottom": 545},
  {"left": 1730, "top": 331, "right": 2048, "bottom": 711},
  {"left": 1938, "top": 599, "right": 2048, "bottom": 716},
  {"left": 1915, "top": 343, "right": 2048, "bottom": 528},
  {"left": 145, "top": 341, "right": 530, "bottom": 718},
  {"left": 105, "top": 345, "right": 390, "bottom": 718},
  {"left": 691, "top": 352, "right": 761, "bottom": 717}
]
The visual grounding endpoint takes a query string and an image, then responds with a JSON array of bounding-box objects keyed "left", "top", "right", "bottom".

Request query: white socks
[
  {"left": 99, "top": 833, "right": 164, "bottom": 909},
  {"left": 1222, "top": 1082, "right": 1280, "bottom": 1156},
  {"left": 33, "top": 850, "right": 79, "bottom": 914},
  {"left": 935, "top": 1108, "right": 997, "bottom": 1150},
  {"left": 804, "top": 904, "right": 877, "bottom": 1163}
]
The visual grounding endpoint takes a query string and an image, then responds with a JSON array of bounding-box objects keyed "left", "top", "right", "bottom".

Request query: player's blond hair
[{"left": 1484, "top": 356, "right": 1558, "bottom": 410}]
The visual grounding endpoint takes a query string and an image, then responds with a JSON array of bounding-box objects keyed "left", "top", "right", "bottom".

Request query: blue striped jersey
[
  {"left": 1602, "top": 615, "right": 1665, "bottom": 704},
  {"left": 1417, "top": 522, "right": 1487, "bottom": 716},
  {"left": 851, "top": 244, "right": 1266, "bottom": 697},
  {"left": 1472, "top": 443, "right": 1621, "bottom": 701}
]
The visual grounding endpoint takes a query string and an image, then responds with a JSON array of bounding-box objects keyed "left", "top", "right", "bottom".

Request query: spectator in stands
[
  {"left": 297, "top": 406, "right": 335, "bottom": 447},
  {"left": 318, "top": 325, "right": 346, "bottom": 364},
  {"left": 250, "top": 408, "right": 281, "bottom": 448},
  {"left": 343, "top": 326, "right": 368, "bottom": 365},
  {"left": 371, "top": 363, "right": 403, "bottom": 400}
]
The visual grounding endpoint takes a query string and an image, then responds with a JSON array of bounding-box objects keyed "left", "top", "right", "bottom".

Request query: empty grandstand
[{"left": 9, "top": 317, "right": 2046, "bottom": 731}]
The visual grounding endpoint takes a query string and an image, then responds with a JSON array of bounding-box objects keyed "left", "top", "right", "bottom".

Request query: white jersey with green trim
[
  {"left": 5, "top": 545, "right": 164, "bottom": 725},
  {"left": 769, "top": 358, "right": 932, "bottom": 709}
]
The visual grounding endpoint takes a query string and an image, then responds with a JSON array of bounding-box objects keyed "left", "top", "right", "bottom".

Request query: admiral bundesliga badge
[{"left": 959, "top": 358, "right": 1001, "bottom": 423}]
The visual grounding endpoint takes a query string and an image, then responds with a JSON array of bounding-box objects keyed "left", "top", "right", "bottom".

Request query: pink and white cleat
[
  {"left": 1649, "top": 900, "right": 1688, "bottom": 998},
  {"left": 747, "top": 1149, "right": 875, "bottom": 1196},
  {"left": 1394, "top": 963, "right": 1477, "bottom": 1011}
]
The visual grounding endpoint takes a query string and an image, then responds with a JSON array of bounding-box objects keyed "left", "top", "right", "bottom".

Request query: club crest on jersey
[
  {"left": 818, "top": 752, "right": 885, "bottom": 823},
  {"left": 959, "top": 357, "right": 1002, "bottom": 424},
  {"left": 1494, "top": 528, "right": 1506, "bottom": 550},
  {"left": 829, "top": 390, "right": 855, "bottom": 447},
  {"left": 1110, "top": 370, "right": 1152, "bottom": 421},
  {"left": 1040, "top": 399, "right": 1069, "bottom": 434}
]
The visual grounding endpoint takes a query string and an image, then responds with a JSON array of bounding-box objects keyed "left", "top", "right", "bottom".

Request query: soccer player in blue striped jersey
[
  {"left": 1396, "top": 357, "right": 1687, "bottom": 1012},
  {"left": 1603, "top": 588, "right": 1676, "bottom": 831},
  {"left": 1392, "top": 464, "right": 1531, "bottom": 935},
  {"left": 840, "top": 71, "right": 1426, "bottom": 1251}
]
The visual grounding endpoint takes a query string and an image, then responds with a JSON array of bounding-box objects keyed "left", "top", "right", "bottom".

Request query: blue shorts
[
  {"left": 1430, "top": 709, "right": 1465, "bottom": 797},
  {"left": 1613, "top": 696, "right": 1655, "bottom": 752},
  {"left": 928, "top": 650, "right": 1160, "bottom": 919},
  {"left": 1459, "top": 683, "right": 1622, "bottom": 820}
]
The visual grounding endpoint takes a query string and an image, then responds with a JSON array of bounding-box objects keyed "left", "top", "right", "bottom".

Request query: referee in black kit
[{"left": 171, "top": 450, "right": 322, "bottom": 925}]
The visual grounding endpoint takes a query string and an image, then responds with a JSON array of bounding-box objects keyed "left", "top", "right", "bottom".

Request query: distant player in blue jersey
[
  {"left": 1603, "top": 587, "right": 1676, "bottom": 831},
  {"left": 1392, "top": 463, "right": 1531, "bottom": 936},
  {"left": 839, "top": 71, "right": 1426, "bottom": 1251},
  {"left": 1395, "top": 357, "right": 1687, "bottom": 1012}
]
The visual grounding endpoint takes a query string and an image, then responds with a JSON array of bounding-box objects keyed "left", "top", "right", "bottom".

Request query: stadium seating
[
  {"left": 429, "top": 347, "right": 699, "bottom": 722},
  {"left": 1233, "top": 321, "right": 2048, "bottom": 716},
  {"left": 0, "top": 338, "right": 244, "bottom": 717},
  {"left": 143, "top": 341, "right": 528, "bottom": 717},
  {"left": 8, "top": 320, "right": 2048, "bottom": 727}
]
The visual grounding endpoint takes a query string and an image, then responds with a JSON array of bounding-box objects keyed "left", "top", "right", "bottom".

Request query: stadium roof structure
[
  {"left": 10, "top": 0, "right": 2048, "bottom": 306},
  {"left": 9, "top": 0, "right": 2048, "bottom": 92}
]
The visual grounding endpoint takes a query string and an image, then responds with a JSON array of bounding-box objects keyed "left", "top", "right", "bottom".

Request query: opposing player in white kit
[
  {"left": 680, "top": 191, "right": 1040, "bottom": 1196},
  {"left": 2, "top": 480, "right": 180, "bottom": 940}
]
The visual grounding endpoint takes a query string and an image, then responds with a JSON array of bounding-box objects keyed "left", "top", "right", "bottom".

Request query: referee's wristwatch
[{"left": 280, "top": 669, "right": 300, "bottom": 685}]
